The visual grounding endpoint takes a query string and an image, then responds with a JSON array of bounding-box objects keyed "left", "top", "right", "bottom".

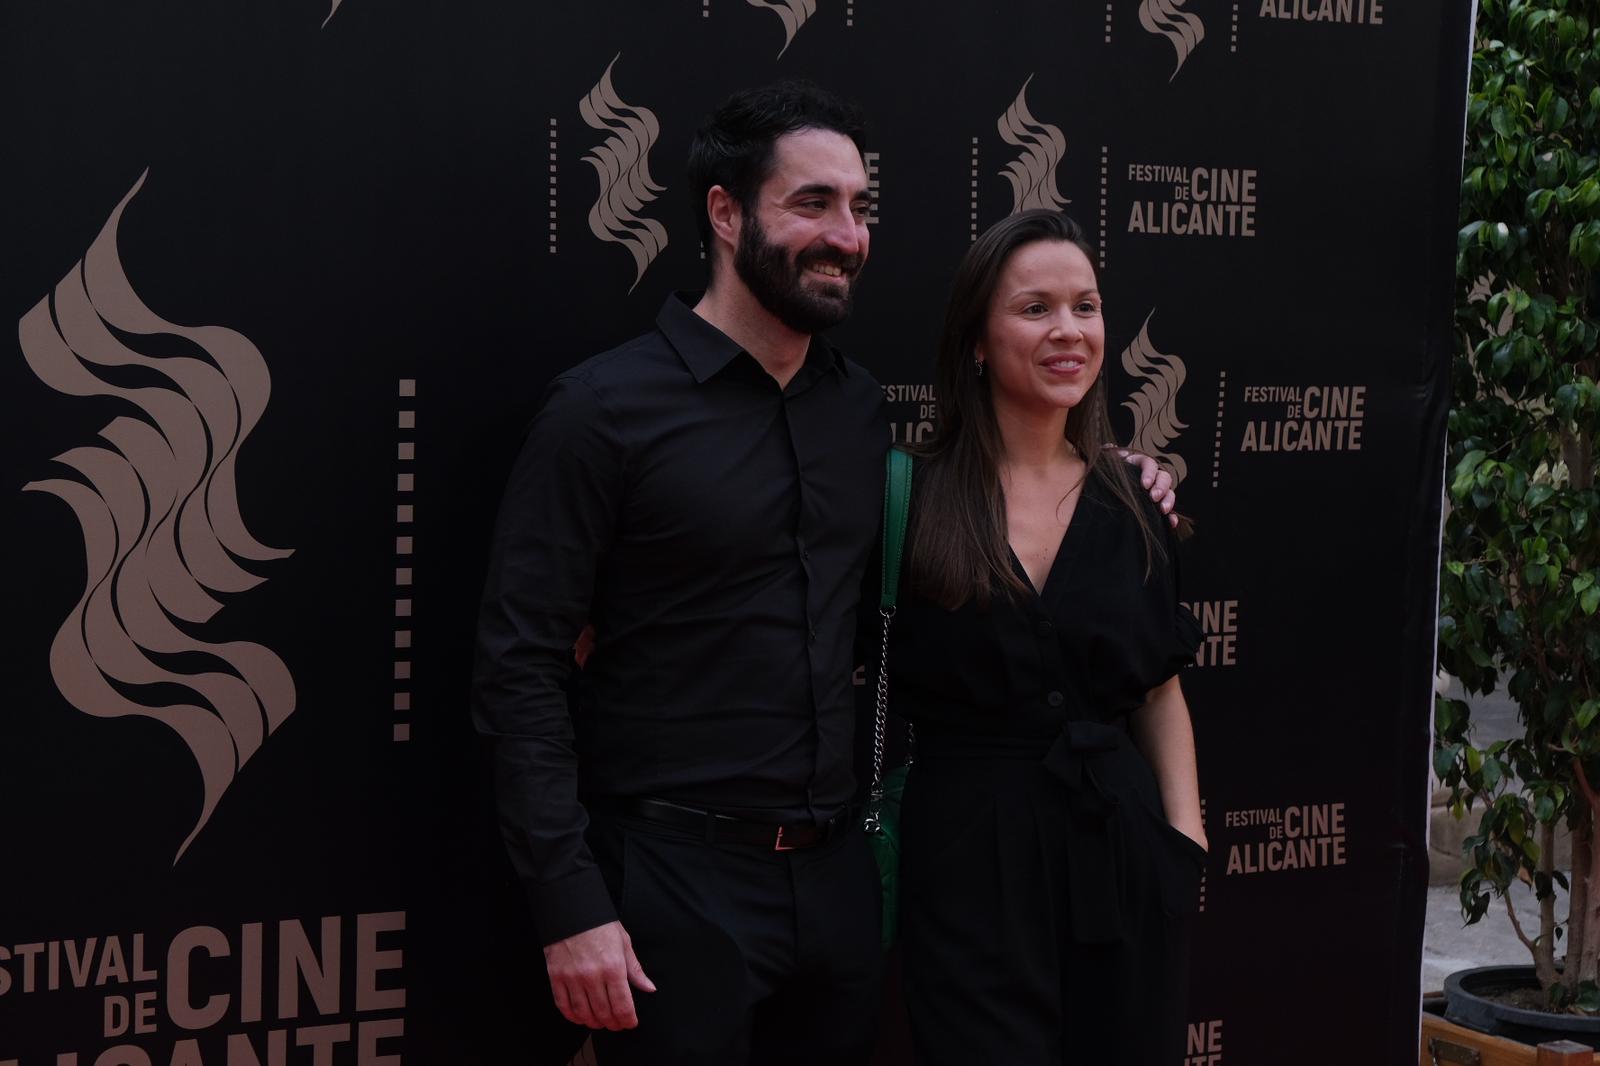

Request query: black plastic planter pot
[{"left": 1443, "top": 966, "right": 1600, "bottom": 1049}]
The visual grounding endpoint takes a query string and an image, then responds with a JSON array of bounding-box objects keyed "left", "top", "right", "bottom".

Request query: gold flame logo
[
  {"left": 18, "top": 170, "right": 296, "bottom": 862},
  {"left": 1139, "top": 0, "right": 1206, "bottom": 82},
  {"left": 997, "top": 75, "right": 1070, "bottom": 215},
  {"left": 580, "top": 54, "right": 669, "bottom": 294},
  {"left": 1119, "top": 311, "right": 1190, "bottom": 483},
  {"left": 746, "top": 0, "right": 817, "bottom": 58}
]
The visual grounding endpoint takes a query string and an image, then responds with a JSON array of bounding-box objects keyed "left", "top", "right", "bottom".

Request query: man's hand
[
  {"left": 544, "top": 920, "right": 656, "bottom": 1031},
  {"left": 1116, "top": 449, "right": 1179, "bottom": 528}
]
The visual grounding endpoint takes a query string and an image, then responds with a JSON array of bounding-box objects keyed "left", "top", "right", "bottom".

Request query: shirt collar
[{"left": 657, "top": 291, "right": 849, "bottom": 385}]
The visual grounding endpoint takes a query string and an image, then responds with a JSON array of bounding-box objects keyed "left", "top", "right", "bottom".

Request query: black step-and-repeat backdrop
[{"left": 2, "top": 2, "right": 1470, "bottom": 1063}]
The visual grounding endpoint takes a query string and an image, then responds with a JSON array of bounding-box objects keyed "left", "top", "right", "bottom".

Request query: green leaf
[
  {"left": 1437, "top": 697, "right": 1464, "bottom": 735},
  {"left": 1545, "top": 95, "right": 1571, "bottom": 131},
  {"left": 1492, "top": 340, "right": 1515, "bottom": 377},
  {"left": 1452, "top": 449, "right": 1489, "bottom": 496},
  {"left": 1574, "top": 228, "right": 1600, "bottom": 267},
  {"left": 1571, "top": 222, "right": 1600, "bottom": 269},
  {"left": 1582, "top": 585, "right": 1600, "bottom": 615},
  {"left": 1557, "top": 383, "right": 1581, "bottom": 418},
  {"left": 1435, "top": 743, "right": 1461, "bottom": 780},
  {"left": 1487, "top": 290, "right": 1510, "bottom": 325},
  {"left": 1491, "top": 105, "right": 1517, "bottom": 139}
]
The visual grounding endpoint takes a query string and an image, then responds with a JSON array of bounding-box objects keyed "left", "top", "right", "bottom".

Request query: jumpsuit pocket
[{"left": 1141, "top": 807, "right": 1207, "bottom": 915}]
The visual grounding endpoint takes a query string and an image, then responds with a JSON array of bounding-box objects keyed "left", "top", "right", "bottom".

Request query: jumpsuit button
[
  {"left": 1046, "top": 690, "right": 1064, "bottom": 708},
  {"left": 1035, "top": 619, "right": 1053, "bottom": 637}
]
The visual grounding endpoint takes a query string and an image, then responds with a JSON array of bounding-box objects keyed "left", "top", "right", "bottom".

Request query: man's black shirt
[{"left": 473, "top": 293, "right": 888, "bottom": 944}]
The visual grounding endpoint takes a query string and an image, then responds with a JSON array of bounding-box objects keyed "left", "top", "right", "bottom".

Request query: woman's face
[{"left": 977, "top": 239, "right": 1104, "bottom": 418}]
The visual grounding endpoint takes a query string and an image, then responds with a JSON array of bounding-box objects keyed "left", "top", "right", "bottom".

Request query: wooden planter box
[{"left": 1424, "top": 1009, "right": 1596, "bottom": 1064}]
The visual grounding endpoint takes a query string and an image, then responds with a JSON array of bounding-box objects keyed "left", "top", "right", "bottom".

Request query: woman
[{"left": 891, "top": 210, "right": 1205, "bottom": 1064}]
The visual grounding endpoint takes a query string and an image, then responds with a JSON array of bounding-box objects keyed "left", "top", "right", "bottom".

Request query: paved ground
[
  {"left": 1423, "top": 879, "right": 1564, "bottom": 992},
  {"left": 1423, "top": 676, "right": 1551, "bottom": 992},
  {"left": 1439, "top": 673, "right": 1523, "bottom": 749}
]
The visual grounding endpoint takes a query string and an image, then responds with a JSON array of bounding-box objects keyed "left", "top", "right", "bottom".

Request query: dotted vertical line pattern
[
  {"left": 702, "top": 0, "right": 710, "bottom": 16},
  {"left": 1212, "top": 370, "right": 1228, "bottom": 489},
  {"left": 395, "top": 378, "right": 416, "bottom": 743},
  {"left": 969, "top": 138, "right": 979, "bottom": 243},
  {"left": 846, "top": 0, "right": 854, "bottom": 27},
  {"left": 1098, "top": 146, "right": 1109, "bottom": 271},
  {"left": 1231, "top": 3, "right": 1239, "bottom": 51},
  {"left": 1198, "top": 799, "right": 1208, "bottom": 913},
  {"left": 863, "top": 151, "right": 880, "bottom": 225},
  {"left": 548, "top": 119, "right": 558, "bottom": 255},
  {"left": 1104, "top": 2, "right": 1113, "bottom": 43}
]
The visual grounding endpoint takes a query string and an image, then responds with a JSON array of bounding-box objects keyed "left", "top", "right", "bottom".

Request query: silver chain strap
[{"left": 864, "top": 605, "right": 900, "bottom": 834}]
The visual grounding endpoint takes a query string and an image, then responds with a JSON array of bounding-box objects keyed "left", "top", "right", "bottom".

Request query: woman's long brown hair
[{"left": 908, "top": 210, "right": 1167, "bottom": 611}]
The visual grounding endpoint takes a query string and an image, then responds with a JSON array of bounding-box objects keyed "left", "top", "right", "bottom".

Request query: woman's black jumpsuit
[{"left": 890, "top": 475, "right": 1204, "bottom": 1065}]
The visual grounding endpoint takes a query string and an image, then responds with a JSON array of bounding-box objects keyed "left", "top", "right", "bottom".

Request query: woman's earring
[{"left": 974, "top": 359, "right": 985, "bottom": 377}]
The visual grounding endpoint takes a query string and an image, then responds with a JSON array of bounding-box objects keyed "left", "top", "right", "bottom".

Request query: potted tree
[{"left": 1432, "top": 0, "right": 1600, "bottom": 1050}]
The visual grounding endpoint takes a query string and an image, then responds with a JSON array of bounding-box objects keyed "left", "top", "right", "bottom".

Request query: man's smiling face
[{"left": 733, "top": 127, "right": 871, "bottom": 335}]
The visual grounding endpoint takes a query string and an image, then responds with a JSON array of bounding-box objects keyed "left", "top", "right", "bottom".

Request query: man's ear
[{"left": 706, "top": 185, "right": 741, "bottom": 264}]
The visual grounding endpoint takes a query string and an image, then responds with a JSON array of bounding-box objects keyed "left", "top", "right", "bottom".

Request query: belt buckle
[{"left": 773, "top": 826, "right": 796, "bottom": 851}]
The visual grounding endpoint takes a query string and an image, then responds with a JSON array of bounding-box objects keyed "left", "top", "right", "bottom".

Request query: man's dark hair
[{"left": 687, "top": 81, "right": 868, "bottom": 259}]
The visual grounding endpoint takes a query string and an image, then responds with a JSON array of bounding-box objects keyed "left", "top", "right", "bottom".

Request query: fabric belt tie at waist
[{"left": 1042, "top": 719, "right": 1128, "bottom": 945}]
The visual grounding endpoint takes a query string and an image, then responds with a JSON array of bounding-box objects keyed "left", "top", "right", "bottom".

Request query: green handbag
[{"left": 864, "top": 446, "right": 913, "bottom": 951}]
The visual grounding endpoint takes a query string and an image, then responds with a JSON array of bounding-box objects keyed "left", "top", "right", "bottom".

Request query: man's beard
[{"left": 733, "top": 213, "right": 862, "bottom": 336}]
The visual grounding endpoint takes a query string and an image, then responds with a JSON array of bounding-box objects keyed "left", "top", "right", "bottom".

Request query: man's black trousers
[{"left": 586, "top": 811, "right": 884, "bottom": 1066}]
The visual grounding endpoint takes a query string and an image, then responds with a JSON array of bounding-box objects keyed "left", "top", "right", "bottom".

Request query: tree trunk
[
  {"left": 1583, "top": 806, "right": 1600, "bottom": 986},
  {"left": 1539, "top": 818, "right": 1558, "bottom": 989},
  {"left": 1561, "top": 428, "right": 1593, "bottom": 492},
  {"left": 1568, "top": 816, "right": 1590, "bottom": 993}
]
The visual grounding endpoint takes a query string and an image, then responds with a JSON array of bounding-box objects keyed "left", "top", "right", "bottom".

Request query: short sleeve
[
  {"left": 1158, "top": 517, "right": 1202, "bottom": 681},
  {"left": 1120, "top": 492, "right": 1201, "bottom": 695},
  {"left": 1166, "top": 595, "right": 1203, "bottom": 680}
]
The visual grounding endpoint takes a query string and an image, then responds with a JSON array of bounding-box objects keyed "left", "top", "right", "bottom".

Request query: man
[{"left": 473, "top": 81, "right": 1175, "bottom": 1065}]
